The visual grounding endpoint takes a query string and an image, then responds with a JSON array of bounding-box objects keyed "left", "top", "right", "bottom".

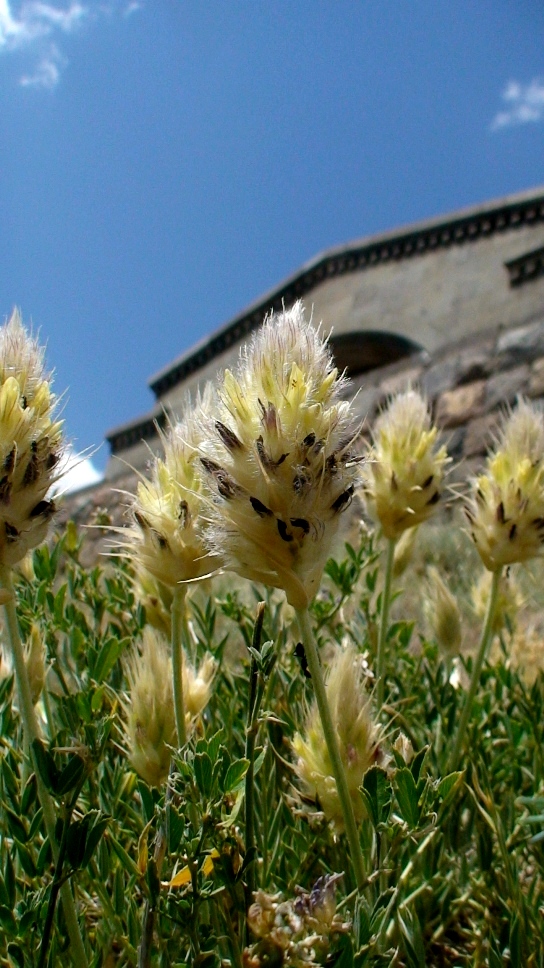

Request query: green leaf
[
  {"left": 56, "top": 754, "right": 86, "bottom": 797},
  {"left": 4, "top": 853, "right": 15, "bottom": 909},
  {"left": 31, "top": 739, "right": 60, "bottom": 795},
  {"left": 332, "top": 933, "right": 354, "bottom": 968},
  {"left": 360, "top": 767, "right": 392, "bottom": 829},
  {"left": 14, "top": 840, "right": 36, "bottom": 878},
  {"left": 5, "top": 807, "right": 27, "bottom": 844},
  {"left": 81, "top": 815, "right": 110, "bottom": 868},
  {"left": 222, "top": 758, "right": 249, "bottom": 794},
  {"left": 395, "top": 768, "right": 420, "bottom": 827},
  {"left": 93, "top": 636, "right": 126, "bottom": 683},
  {"left": 0, "top": 906, "right": 17, "bottom": 936},
  {"left": 7, "top": 942, "right": 25, "bottom": 968},
  {"left": 410, "top": 746, "right": 429, "bottom": 784},
  {"left": 194, "top": 752, "right": 213, "bottom": 798},
  {"left": 108, "top": 835, "right": 141, "bottom": 879}
]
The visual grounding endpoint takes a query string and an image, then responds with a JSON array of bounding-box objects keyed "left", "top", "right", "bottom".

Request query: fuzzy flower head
[
  {"left": 466, "top": 400, "right": 544, "bottom": 571},
  {"left": 363, "top": 390, "right": 449, "bottom": 541},
  {"left": 200, "top": 302, "right": 359, "bottom": 610},
  {"left": 125, "top": 627, "right": 217, "bottom": 787},
  {"left": 470, "top": 569, "right": 523, "bottom": 636},
  {"left": 424, "top": 566, "right": 462, "bottom": 657},
  {"left": 126, "top": 389, "right": 217, "bottom": 588},
  {"left": 292, "top": 646, "right": 382, "bottom": 831},
  {"left": 0, "top": 310, "right": 63, "bottom": 568}
]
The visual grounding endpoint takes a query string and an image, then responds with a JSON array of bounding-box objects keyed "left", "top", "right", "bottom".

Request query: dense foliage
[{"left": 0, "top": 522, "right": 543, "bottom": 967}]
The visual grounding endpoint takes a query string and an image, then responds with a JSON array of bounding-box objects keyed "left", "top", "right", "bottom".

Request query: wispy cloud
[
  {"left": 0, "top": 1, "right": 142, "bottom": 90},
  {"left": 491, "top": 77, "right": 544, "bottom": 131}
]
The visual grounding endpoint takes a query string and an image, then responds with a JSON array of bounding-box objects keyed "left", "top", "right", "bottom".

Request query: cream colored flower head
[
  {"left": 292, "top": 646, "right": 382, "bottom": 831},
  {"left": 466, "top": 399, "right": 544, "bottom": 571},
  {"left": 363, "top": 390, "right": 449, "bottom": 541},
  {"left": 471, "top": 569, "right": 522, "bottom": 636},
  {"left": 126, "top": 387, "right": 218, "bottom": 588},
  {"left": 200, "top": 302, "right": 359, "bottom": 610},
  {"left": 124, "top": 627, "right": 217, "bottom": 786},
  {"left": 0, "top": 310, "right": 63, "bottom": 568}
]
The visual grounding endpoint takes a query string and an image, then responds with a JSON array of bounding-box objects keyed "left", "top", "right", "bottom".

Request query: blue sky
[{"left": 1, "top": 1, "right": 543, "bottom": 481}]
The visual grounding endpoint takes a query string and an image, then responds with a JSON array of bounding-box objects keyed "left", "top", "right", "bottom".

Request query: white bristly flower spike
[
  {"left": 200, "top": 302, "right": 360, "bottom": 610},
  {"left": 466, "top": 398, "right": 544, "bottom": 571},
  {"left": 125, "top": 387, "right": 219, "bottom": 588},
  {"left": 0, "top": 309, "right": 63, "bottom": 567}
]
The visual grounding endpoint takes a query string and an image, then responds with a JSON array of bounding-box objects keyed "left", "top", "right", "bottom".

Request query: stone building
[
  {"left": 105, "top": 184, "right": 544, "bottom": 481},
  {"left": 65, "top": 185, "right": 544, "bottom": 544}
]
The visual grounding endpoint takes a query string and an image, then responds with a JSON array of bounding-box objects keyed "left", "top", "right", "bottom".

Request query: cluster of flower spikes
[
  {"left": 466, "top": 398, "right": 544, "bottom": 571},
  {"left": 125, "top": 626, "right": 216, "bottom": 787},
  {"left": 0, "top": 310, "right": 62, "bottom": 568},
  {"left": 126, "top": 388, "right": 218, "bottom": 588},
  {"left": 363, "top": 389, "right": 449, "bottom": 540},
  {"left": 199, "top": 302, "right": 360, "bottom": 610},
  {"left": 245, "top": 875, "right": 349, "bottom": 968},
  {"left": 292, "top": 646, "right": 383, "bottom": 831}
]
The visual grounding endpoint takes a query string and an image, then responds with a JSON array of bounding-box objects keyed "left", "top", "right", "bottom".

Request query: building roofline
[{"left": 148, "top": 185, "right": 544, "bottom": 398}]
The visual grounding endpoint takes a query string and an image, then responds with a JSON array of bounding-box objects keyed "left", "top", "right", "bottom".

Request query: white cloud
[
  {"left": 0, "top": 0, "right": 142, "bottom": 89},
  {"left": 55, "top": 448, "right": 103, "bottom": 494},
  {"left": 491, "top": 77, "right": 544, "bottom": 131}
]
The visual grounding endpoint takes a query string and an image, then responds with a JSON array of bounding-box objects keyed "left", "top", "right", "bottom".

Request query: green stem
[
  {"left": 296, "top": 607, "right": 366, "bottom": 889},
  {"left": 0, "top": 570, "right": 88, "bottom": 967},
  {"left": 171, "top": 585, "right": 188, "bottom": 748},
  {"left": 376, "top": 538, "right": 396, "bottom": 710},
  {"left": 244, "top": 602, "right": 266, "bottom": 916},
  {"left": 449, "top": 568, "right": 502, "bottom": 772}
]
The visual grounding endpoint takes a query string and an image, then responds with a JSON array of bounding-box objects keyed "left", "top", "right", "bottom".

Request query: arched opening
[{"left": 329, "top": 330, "right": 424, "bottom": 377}]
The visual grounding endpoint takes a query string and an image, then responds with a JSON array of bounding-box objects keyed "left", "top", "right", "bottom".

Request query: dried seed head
[
  {"left": 467, "top": 399, "right": 544, "bottom": 571},
  {"left": 292, "top": 646, "right": 382, "bottom": 831},
  {"left": 201, "top": 302, "right": 359, "bottom": 609},
  {"left": 362, "top": 390, "right": 449, "bottom": 541},
  {"left": 0, "top": 310, "right": 63, "bottom": 567},
  {"left": 424, "top": 566, "right": 462, "bottom": 657},
  {"left": 183, "top": 652, "right": 217, "bottom": 721},
  {"left": 125, "top": 388, "right": 218, "bottom": 587}
]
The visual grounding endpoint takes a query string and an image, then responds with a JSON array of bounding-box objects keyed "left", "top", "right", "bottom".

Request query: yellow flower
[
  {"left": 125, "top": 627, "right": 216, "bottom": 786},
  {"left": 0, "top": 310, "right": 63, "bottom": 568},
  {"left": 466, "top": 399, "right": 544, "bottom": 571},
  {"left": 126, "top": 388, "right": 217, "bottom": 588},
  {"left": 200, "top": 302, "right": 360, "bottom": 610},
  {"left": 363, "top": 390, "right": 449, "bottom": 540},
  {"left": 292, "top": 646, "right": 381, "bottom": 831}
]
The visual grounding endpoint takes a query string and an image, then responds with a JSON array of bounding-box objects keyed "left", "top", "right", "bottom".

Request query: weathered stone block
[
  {"left": 435, "top": 380, "right": 486, "bottom": 428},
  {"left": 379, "top": 365, "right": 422, "bottom": 396},
  {"left": 463, "top": 413, "right": 501, "bottom": 457},
  {"left": 496, "top": 319, "right": 544, "bottom": 362},
  {"left": 528, "top": 356, "right": 544, "bottom": 398},
  {"left": 484, "top": 364, "right": 529, "bottom": 411}
]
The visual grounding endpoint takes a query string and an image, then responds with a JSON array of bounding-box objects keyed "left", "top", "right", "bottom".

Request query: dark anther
[
  {"left": 46, "top": 452, "right": 59, "bottom": 471},
  {"left": 30, "top": 440, "right": 38, "bottom": 453},
  {"left": 0, "top": 477, "right": 11, "bottom": 505},
  {"left": 21, "top": 395, "right": 27, "bottom": 410},
  {"left": 200, "top": 457, "right": 221, "bottom": 475},
  {"left": 153, "top": 531, "right": 169, "bottom": 550},
  {"left": 256, "top": 436, "right": 288, "bottom": 470},
  {"left": 5, "top": 523, "right": 18, "bottom": 541},
  {"left": 427, "top": 491, "right": 440, "bottom": 506},
  {"left": 421, "top": 474, "right": 434, "bottom": 489},
  {"left": 3, "top": 447, "right": 16, "bottom": 474},
  {"left": 30, "top": 499, "right": 55, "bottom": 518},
  {"left": 277, "top": 519, "right": 293, "bottom": 542},
  {"left": 533, "top": 517, "right": 544, "bottom": 530},
  {"left": 293, "top": 472, "right": 310, "bottom": 494},
  {"left": 294, "top": 642, "right": 311, "bottom": 679},
  {"left": 215, "top": 421, "right": 243, "bottom": 452},
  {"left": 391, "top": 471, "right": 398, "bottom": 491},
  {"left": 325, "top": 454, "right": 337, "bottom": 475},
  {"left": 509, "top": 523, "right": 517, "bottom": 541},
  {"left": 290, "top": 517, "right": 310, "bottom": 534},
  {"left": 134, "top": 510, "right": 149, "bottom": 531},
  {"left": 331, "top": 484, "right": 354, "bottom": 513},
  {"left": 303, "top": 432, "right": 316, "bottom": 447},
  {"left": 22, "top": 454, "right": 39, "bottom": 487},
  {"left": 497, "top": 502, "right": 505, "bottom": 524},
  {"left": 178, "top": 501, "right": 189, "bottom": 526},
  {"left": 217, "top": 471, "right": 239, "bottom": 499},
  {"left": 250, "top": 496, "right": 273, "bottom": 517}
]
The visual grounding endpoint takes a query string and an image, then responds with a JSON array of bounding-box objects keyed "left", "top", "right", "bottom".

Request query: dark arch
[{"left": 329, "top": 330, "right": 424, "bottom": 377}]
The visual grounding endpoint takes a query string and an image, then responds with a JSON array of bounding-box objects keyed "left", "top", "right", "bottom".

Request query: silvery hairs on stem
[
  {"left": 199, "top": 302, "right": 361, "bottom": 610},
  {"left": 0, "top": 309, "right": 63, "bottom": 568}
]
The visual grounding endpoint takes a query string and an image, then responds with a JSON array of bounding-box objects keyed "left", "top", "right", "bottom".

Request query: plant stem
[
  {"left": 0, "top": 569, "right": 88, "bottom": 967},
  {"left": 449, "top": 567, "right": 502, "bottom": 772},
  {"left": 376, "top": 538, "right": 396, "bottom": 710},
  {"left": 244, "top": 602, "right": 266, "bottom": 915},
  {"left": 296, "top": 607, "right": 366, "bottom": 889},
  {"left": 171, "top": 585, "right": 188, "bottom": 748}
]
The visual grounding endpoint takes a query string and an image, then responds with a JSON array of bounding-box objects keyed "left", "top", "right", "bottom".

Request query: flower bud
[
  {"left": 125, "top": 628, "right": 176, "bottom": 787},
  {"left": 424, "top": 566, "right": 462, "bottom": 657},
  {"left": 25, "top": 623, "right": 46, "bottom": 705}
]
